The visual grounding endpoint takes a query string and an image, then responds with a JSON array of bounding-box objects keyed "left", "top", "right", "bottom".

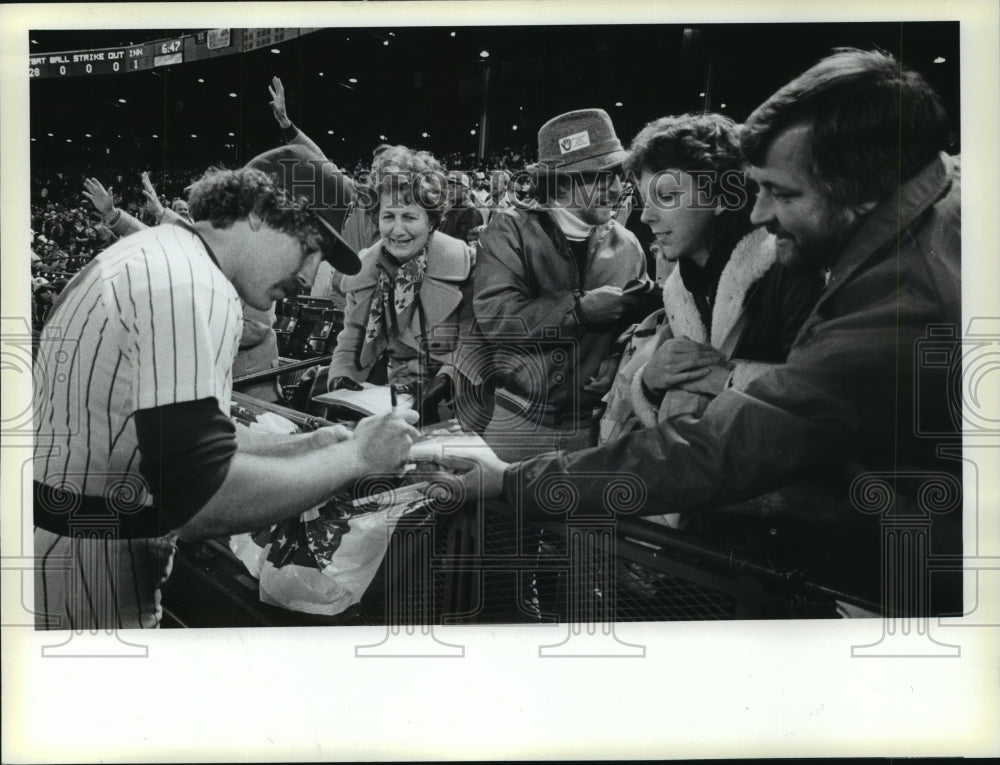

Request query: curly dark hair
[
  {"left": 187, "top": 166, "right": 324, "bottom": 249},
  {"left": 741, "top": 48, "right": 952, "bottom": 207},
  {"left": 368, "top": 145, "right": 450, "bottom": 227}
]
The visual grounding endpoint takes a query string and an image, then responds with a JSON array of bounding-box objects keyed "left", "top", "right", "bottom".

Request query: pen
[{"left": 390, "top": 385, "right": 398, "bottom": 409}]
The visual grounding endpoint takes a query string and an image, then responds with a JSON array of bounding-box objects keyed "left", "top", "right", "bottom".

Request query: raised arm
[{"left": 268, "top": 75, "right": 330, "bottom": 160}]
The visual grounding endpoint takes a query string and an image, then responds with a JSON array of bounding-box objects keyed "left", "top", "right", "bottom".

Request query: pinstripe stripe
[
  {"left": 126, "top": 539, "right": 144, "bottom": 629},
  {"left": 73, "top": 535, "right": 97, "bottom": 627},
  {"left": 105, "top": 351, "right": 124, "bottom": 467},
  {"left": 164, "top": 249, "right": 178, "bottom": 402},
  {"left": 39, "top": 528, "right": 62, "bottom": 627},
  {"left": 141, "top": 251, "right": 158, "bottom": 408},
  {"left": 81, "top": 317, "right": 108, "bottom": 486},
  {"left": 103, "top": 535, "right": 122, "bottom": 630},
  {"left": 186, "top": 254, "right": 199, "bottom": 387},
  {"left": 214, "top": 297, "right": 234, "bottom": 368}
]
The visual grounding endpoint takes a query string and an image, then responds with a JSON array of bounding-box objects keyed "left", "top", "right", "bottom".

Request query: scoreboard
[{"left": 28, "top": 28, "right": 322, "bottom": 79}]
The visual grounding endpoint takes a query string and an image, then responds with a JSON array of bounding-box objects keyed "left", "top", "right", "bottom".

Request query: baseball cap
[{"left": 245, "top": 144, "right": 361, "bottom": 275}]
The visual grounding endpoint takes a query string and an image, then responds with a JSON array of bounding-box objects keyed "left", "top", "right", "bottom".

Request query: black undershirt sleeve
[{"left": 133, "top": 398, "right": 237, "bottom": 533}]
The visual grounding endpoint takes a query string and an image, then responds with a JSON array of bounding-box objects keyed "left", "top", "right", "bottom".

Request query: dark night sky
[{"left": 28, "top": 22, "right": 960, "bottom": 173}]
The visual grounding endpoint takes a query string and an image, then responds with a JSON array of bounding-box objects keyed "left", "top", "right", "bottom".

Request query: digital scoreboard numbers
[
  {"left": 29, "top": 37, "right": 184, "bottom": 78},
  {"left": 28, "top": 29, "right": 316, "bottom": 79}
]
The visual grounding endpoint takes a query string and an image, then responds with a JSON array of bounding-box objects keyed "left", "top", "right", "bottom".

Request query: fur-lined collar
[{"left": 661, "top": 227, "right": 777, "bottom": 352}]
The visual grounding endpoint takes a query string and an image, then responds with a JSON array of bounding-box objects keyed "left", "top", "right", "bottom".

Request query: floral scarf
[{"left": 360, "top": 245, "right": 429, "bottom": 368}]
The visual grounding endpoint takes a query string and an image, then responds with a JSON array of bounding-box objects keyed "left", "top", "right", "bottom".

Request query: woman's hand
[
  {"left": 140, "top": 172, "right": 165, "bottom": 222},
  {"left": 268, "top": 76, "right": 292, "bottom": 129},
  {"left": 642, "top": 337, "right": 727, "bottom": 393},
  {"left": 82, "top": 178, "right": 115, "bottom": 217},
  {"left": 329, "top": 376, "right": 364, "bottom": 392}
]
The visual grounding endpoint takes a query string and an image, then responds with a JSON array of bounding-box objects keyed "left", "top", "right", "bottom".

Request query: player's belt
[{"left": 33, "top": 481, "right": 167, "bottom": 539}]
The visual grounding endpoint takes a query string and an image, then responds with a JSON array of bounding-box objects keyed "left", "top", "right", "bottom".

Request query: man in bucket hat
[
  {"left": 33, "top": 147, "right": 420, "bottom": 630},
  {"left": 464, "top": 108, "right": 653, "bottom": 458}
]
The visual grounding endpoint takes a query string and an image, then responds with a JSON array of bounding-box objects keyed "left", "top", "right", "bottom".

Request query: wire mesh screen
[{"left": 414, "top": 504, "right": 740, "bottom": 625}]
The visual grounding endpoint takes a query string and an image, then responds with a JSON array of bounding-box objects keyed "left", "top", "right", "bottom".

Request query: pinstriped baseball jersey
[{"left": 33, "top": 222, "right": 242, "bottom": 629}]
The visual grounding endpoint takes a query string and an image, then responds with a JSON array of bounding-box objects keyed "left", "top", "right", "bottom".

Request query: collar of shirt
[{"left": 547, "top": 205, "right": 595, "bottom": 242}]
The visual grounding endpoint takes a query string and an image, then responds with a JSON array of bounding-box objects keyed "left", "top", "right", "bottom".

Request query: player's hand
[
  {"left": 642, "top": 337, "right": 726, "bottom": 393},
  {"left": 82, "top": 178, "right": 115, "bottom": 217},
  {"left": 579, "top": 285, "right": 625, "bottom": 324},
  {"left": 268, "top": 76, "right": 291, "bottom": 128},
  {"left": 140, "top": 172, "right": 165, "bottom": 221},
  {"left": 351, "top": 409, "right": 421, "bottom": 475},
  {"left": 309, "top": 423, "right": 354, "bottom": 447},
  {"left": 329, "top": 375, "right": 364, "bottom": 392}
]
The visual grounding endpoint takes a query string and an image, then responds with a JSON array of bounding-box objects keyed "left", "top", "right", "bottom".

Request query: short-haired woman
[{"left": 326, "top": 146, "right": 475, "bottom": 424}]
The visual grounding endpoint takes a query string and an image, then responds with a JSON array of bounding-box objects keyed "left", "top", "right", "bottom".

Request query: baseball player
[{"left": 33, "top": 145, "right": 420, "bottom": 630}]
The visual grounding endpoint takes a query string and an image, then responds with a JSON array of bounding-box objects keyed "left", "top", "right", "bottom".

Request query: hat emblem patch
[{"left": 558, "top": 130, "right": 591, "bottom": 154}]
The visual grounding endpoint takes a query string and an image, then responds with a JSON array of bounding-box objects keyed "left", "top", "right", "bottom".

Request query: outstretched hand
[
  {"left": 82, "top": 177, "right": 115, "bottom": 217},
  {"left": 268, "top": 76, "right": 291, "bottom": 128},
  {"left": 140, "top": 172, "right": 165, "bottom": 220},
  {"left": 420, "top": 449, "right": 509, "bottom": 503}
]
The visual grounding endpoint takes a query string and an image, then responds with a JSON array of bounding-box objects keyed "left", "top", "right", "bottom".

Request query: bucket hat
[{"left": 535, "top": 108, "right": 628, "bottom": 174}]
